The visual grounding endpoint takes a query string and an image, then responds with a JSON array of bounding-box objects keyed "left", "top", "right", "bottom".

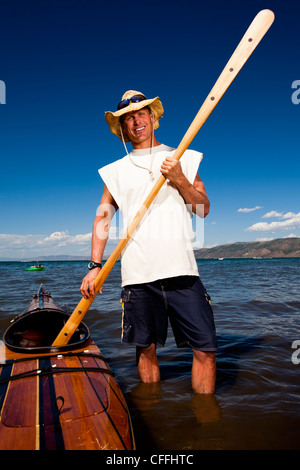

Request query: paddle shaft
[{"left": 52, "top": 9, "right": 274, "bottom": 346}]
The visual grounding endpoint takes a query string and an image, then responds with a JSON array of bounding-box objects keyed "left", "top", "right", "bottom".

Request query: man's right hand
[{"left": 80, "top": 267, "right": 102, "bottom": 299}]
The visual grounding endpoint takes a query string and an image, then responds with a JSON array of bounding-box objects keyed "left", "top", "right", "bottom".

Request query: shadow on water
[
  {"left": 124, "top": 333, "right": 264, "bottom": 450},
  {"left": 215, "top": 334, "right": 263, "bottom": 391},
  {"left": 148, "top": 333, "right": 264, "bottom": 391}
]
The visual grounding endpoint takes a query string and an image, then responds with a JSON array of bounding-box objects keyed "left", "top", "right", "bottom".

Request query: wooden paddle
[{"left": 52, "top": 9, "right": 274, "bottom": 346}]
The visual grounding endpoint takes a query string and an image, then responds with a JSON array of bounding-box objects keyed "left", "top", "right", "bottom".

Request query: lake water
[{"left": 0, "top": 258, "right": 299, "bottom": 450}]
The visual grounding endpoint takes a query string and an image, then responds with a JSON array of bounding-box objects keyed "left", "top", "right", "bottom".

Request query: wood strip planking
[{"left": 0, "top": 340, "right": 134, "bottom": 450}]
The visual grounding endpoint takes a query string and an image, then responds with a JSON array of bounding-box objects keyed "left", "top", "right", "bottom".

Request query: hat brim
[{"left": 105, "top": 96, "right": 164, "bottom": 142}]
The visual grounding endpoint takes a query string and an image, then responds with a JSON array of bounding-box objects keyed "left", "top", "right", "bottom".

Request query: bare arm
[
  {"left": 80, "top": 185, "right": 118, "bottom": 298},
  {"left": 160, "top": 157, "right": 210, "bottom": 217}
]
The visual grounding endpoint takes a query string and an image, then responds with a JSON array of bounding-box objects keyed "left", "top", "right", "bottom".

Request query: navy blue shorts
[{"left": 120, "top": 276, "right": 217, "bottom": 351}]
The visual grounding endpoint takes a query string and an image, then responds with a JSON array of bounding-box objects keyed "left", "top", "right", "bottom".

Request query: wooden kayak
[{"left": 0, "top": 284, "right": 135, "bottom": 450}]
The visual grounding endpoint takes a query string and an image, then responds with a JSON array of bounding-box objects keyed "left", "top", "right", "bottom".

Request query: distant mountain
[
  {"left": 1, "top": 238, "right": 300, "bottom": 262},
  {"left": 0, "top": 255, "right": 109, "bottom": 262},
  {"left": 195, "top": 237, "right": 300, "bottom": 259},
  {"left": 17, "top": 255, "right": 90, "bottom": 262},
  {"left": 30, "top": 255, "right": 90, "bottom": 261}
]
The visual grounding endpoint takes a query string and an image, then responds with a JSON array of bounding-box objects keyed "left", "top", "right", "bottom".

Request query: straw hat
[{"left": 104, "top": 90, "right": 164, "bottom": 142}]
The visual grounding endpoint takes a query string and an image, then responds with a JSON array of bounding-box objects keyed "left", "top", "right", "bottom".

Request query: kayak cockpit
[{"left": 3, "top": 285, "right": 90, "bottom": 354}]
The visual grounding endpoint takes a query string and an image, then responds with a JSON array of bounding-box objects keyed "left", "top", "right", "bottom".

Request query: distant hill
[
  {"left": 19, "top": 255, "right": 90, "bottom": 262},
  {"left": 36, "top": 255, "right": 89, "bottom": 261},
  {"left": 1, "top": 238, "right": 300, "bottom": 262},
  {"left": 194, "top": 237, "right": 300, "bottom": 259}
]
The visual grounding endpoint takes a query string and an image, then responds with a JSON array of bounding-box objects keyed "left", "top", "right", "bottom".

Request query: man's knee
[
  {"left": 193, "top": 350, "right": 216, "bottom": 363},
  {"left": 137, "top": 343, "right": 157, "bottom": 359},
  {"left": 137, "top": 343, "right": 160, "bottom": 383}
]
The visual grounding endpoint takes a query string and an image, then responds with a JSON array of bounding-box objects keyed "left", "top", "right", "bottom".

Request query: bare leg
[
  {"left": 191, "top": 350, "right": 216, "bottom": 394},
  {"left": 137, "top": 343, "right": 160, "bottom": 383}
]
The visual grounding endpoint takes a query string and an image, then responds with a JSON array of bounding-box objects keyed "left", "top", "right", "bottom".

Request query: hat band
[{"left": 117, "top": 94, "right": 146, "bottom": 110}]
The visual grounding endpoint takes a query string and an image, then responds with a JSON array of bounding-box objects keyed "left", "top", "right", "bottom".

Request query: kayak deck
[
  {"left": 0, "top": 285, "right": 135, "bottom": 450},
  {"left": 0, "top": 341, "right": 134, "bottom": 450}
]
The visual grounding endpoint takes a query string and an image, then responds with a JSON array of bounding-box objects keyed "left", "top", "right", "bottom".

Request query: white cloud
[
  {"left": 42, "top": 231, "right": 70, "bottom": 242},
  {"left": 255, "top": 237, "right": 275, "bottom": 241},
  {"left": 281, "top": 212, "right": 298, "bottom": 219},
  {"left": 0, "top": 231, "right": 92, "bottom": 259},
  {"left": 238, "top": 206, "right": 263, "bottom": 213},
  {"left": 38, "top": 231, "right": 91, "bottom": 246},
  {"left": 262, "top": 211, "right": 299, "bottom": 220},
  {"left": 246, "top": 212, "right": 300, "bottom": 233},
  {"left": 262, "top": 211, "right": 283, "bottom": 218}
]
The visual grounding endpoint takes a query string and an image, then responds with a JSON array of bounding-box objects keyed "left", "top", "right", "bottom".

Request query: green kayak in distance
[{"left": 25, "top": 264, "right": 45, "bottom": 271}]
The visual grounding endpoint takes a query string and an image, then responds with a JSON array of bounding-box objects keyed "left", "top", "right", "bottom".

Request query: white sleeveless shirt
[{"left": 99, "top": 144, "right": 202, "bottom": 286}]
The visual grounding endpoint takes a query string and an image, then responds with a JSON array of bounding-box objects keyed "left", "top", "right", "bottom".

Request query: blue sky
[{"left": 0, "top": 0, "right": 299, "bottom": 259}]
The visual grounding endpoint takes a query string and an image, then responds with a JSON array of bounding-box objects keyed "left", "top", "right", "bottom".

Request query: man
[{"left": 81, "top": 90, "right": 217, "bottom": 394}]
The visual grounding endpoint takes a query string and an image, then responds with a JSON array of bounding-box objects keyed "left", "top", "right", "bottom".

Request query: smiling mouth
[{"left": 134, "top": 126, "right": 145, "bottom": 133}]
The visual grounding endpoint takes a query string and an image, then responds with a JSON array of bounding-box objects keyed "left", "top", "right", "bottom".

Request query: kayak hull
[
  {"left": 0, "top": 285, "right": 135, "bottom": 450},
  {"left": 25, "top": 267, "right": 45, "bottom": 271},
  {"left": 25, "top": 265, "right": 45, "bottom": 271}
]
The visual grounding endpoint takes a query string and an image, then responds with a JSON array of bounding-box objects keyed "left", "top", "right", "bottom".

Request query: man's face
[{"left": 121, "top": 108, "right": 154, "bottom": 148}]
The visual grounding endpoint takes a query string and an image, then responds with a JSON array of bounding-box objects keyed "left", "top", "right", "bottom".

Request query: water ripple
[{"left": 0, "top": 258, "right": 299, "bottom": 449}]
